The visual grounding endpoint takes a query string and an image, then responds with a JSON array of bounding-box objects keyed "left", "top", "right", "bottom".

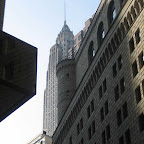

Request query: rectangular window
[
  {"left": 69, "top": 136, "right": 72, "bottom": 144},
  {"left": 129, "top": 37, "right": 135, "bottom": 53},
  {"left": 117, "top": 109, "right": 122, "bottom": 126},
  {"left": 114, "top": 85, "right": 119, "bottom": 101},
  {"left": 120, "top": 77, "right": 125, "bottom": 94},
  {"left": 88, "top": 127, "right": 91, "bottom": 140},
  {"left": 80, "top": 118, "right": 83, "bottom": 130},
  {"left": 122, "top": 102, "right": 128, "bottom": 119},
  {"left": 106, "top": 124, "right": 111, "bottom": 141},
  {"left": 100, "top": 108, "right": 104, "bottom": 122},
  {"left": 102, "top": 130, "right": 106, "bottom": 144},
  {"left": 125, "top": 129, "right": 131, "bottom": 144},
  {"left": 138, "top": 113, "right": 144, "bottom": 132},
  {"left": 77, "top": 123, "right": 80, "bottom": 135},
  {"left": 103, "top": 79, "right": 107, "bottom": 93},
  {"left": 135, "top": 85, "right": 142, "bottom": 103},
  {"left": 79, "top": 138, "right": 84, "bottom": 144},
  {"left": 113, "top": 63, "right": 117, "bottom": 77},
  {"left": 92, "top": 121, "right": 95, "bottom": 135},
  {"left": 74, "top": 39, "right": 77, "bottom": 44},
  {"left": 119, "top": 135, "right": 124, "bottom": 144},
  {"left": 135, "top": 28, "right": 141, "bottom": 44},
  {"left": 132, "top": 60, "right": 138, "bottom": 77},
  {"left": 87, "top": 106, "right": 90, "bottom": 118},
  {"left": 105, "top": 100, "right": 109, "bottom": 115},
  {"left": 99, "top": 86, "right": 103, "bottom": 99},
  {"left": 142, "top": 80, "right": 144, "bottom": 94},
  {"left": 78, "top": 34, "right": 82, "bottom": 40},
  {"left": 91, "top": 100, "right": 94, "bottom": 112},
  {"left": 118, "top": 55, "right": 123, "bottom": 70},
  {"left": 138, "top": 52, "right": 144, "bottom": 69}
]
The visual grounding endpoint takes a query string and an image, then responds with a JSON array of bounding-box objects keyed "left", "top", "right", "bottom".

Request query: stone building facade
[{"left": 53, "top": 0, "right": 144, "bottom": 143}]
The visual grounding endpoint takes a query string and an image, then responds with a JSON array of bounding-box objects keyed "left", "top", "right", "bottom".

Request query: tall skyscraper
[{"left": 43, "top": 21, "right": 74, "bottom": 136}]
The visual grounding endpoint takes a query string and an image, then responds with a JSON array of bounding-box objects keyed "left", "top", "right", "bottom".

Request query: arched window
[
  {"left": 88, "top": 41, "right": 95, "bottom": 64},
  {"left": 107, "top": 0, "right": 116, "bottom": 26},
  {"left": 97, "top": 22, "right": 105, "bottom": 46}
]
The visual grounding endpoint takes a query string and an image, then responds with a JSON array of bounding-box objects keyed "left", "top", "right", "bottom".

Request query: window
[
  {"left": 88, "top": 127, "right": 92, "bottom": 140},
  {"left": 135, "top": 85, "right": 142, "bottom": 103},
  {"left": 108, "top": 0, "right": 116, "bottom": 26},
  {"left": 92, "top": 121, "right": 95, "bottom": 135},
  {"left": 97, "top": 22, "right": 105, "bottom": 46},
  {"left": 105, "top": 101, "right": 109, "bottom": 115},
  {"left": 91, "top": 100, "right": 94, "bottom": 112},
  {"left": 118, "top": 55, "right": 123, "bottom": 70},
  {"left": 77, "top": 118, "right": 83, "bottom": 135},
  {"left": 119, "top": 135, "right": 124, "bottom": 144},
  {"left": 132, "top": 60, "right": 138, "bottom": 77},
  {"left": 120, "top": 77, "right": 125, "bottom": 94},
  {"left": 87, "top": 106, "right": 91, "bottom": 118},
  {"left": 113, "top": 63, "right": 117, "bottom": 77},
  {"left": 114, "top": 85, "right": 119, "bottom": 101},
  {"left": 103, "top": 79, "right": 107, "bottom": 93},
  {"left": 88, "top": 121, "right": 96, "bottom": 140},
  {"left": 122, "top": 102, "right": 128, "bottom": 119},
  {"left": 87, "top": 100, "right": 95, "bottom": 119},
  {"left": 80, "top": 118, "right": 83, "bottom": 130},
  {"left": 138, "top": 113, "right": 144, "bottom": 132},
  {"left": 78, "top": 34, "right": 82, "bottom": 40},
  {"left": 69, "top": 136, "right": 72, "bottom": 144},
  {"left": 142, "top": 80, "right": 144, "bottom": 94},
  {"left": 135, "top": 28, "right": 141, "bottom": 44},
  {"left": 102, "top": 130, "right": 106, "bottom": 144},
  {"left": 116, "top": 102, "right": 128, "bottom": 127},
  {"left": 79, "top": 138, "right": 84, "bottom": 144},
  {"left": 77, "top": 123, "right": 80, "bottom": 135},
  {"left": 129, "top": 37, "right": 135, "bottom": 53},
  {"left": 125, "top": 129, "right": 131, "bottom": 144},
  {"left": 113, "top": 55, "right": 123, "bottom": 78},
  {"left": 117, "top": 109, "right": 122, "bottom": 126},
  {"left": 88, "top": 41, "right": 95, "bottom": 64},
  {"left": 106, "top": 124, "right": 111, "bottom": 141},
  {"left": 100, "top": 100, "right": 109, "bottom": 122},
  {"left": 102, "top": 124, "right": 111, "bottom": 144},
  {"left": 74, "top": 39, "right": 77, "bottom": 44},
  {"left": 138, "top": 52, "right": 144, "bottom": 69},
  {"left": 100, "top": 107, "right": 104, "bottom": 122},
  {"left": 99, "top": 86, "right": 103, "bottom": 99}
]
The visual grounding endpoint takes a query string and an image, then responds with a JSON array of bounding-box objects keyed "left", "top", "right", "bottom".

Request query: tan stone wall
[{"left": 53, "top": 0, "right": 144, "bottom": 143}]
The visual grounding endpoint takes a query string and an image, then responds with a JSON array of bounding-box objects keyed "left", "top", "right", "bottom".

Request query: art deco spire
[{"left": 64, "top": 0, "right": 66, "bottom": 25}]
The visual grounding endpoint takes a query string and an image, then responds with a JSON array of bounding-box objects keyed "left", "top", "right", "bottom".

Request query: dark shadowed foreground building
[
  {"left": 0, "top": 0, "right": 37, "bottom": 122},
  {"left": 53, "top": 0, "right": 144, "bottom": 143}
]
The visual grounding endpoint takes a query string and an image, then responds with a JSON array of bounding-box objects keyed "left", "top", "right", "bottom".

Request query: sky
[{"left": 0, "top": 0, "right": 101, "bottom": 143}]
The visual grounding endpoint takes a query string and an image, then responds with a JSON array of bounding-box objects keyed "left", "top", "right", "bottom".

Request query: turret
[{"left": 56, "top": 59, "right": 76, "bottom": 123}]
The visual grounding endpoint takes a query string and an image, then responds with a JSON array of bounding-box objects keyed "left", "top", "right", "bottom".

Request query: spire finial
[{"left": 64, "top": 0, "right": 66, "bottom": 25}]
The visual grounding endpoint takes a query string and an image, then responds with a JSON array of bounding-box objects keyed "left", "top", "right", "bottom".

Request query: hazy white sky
[{"left": 0, "top": 0, "right": 101, "bottom": 143}]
